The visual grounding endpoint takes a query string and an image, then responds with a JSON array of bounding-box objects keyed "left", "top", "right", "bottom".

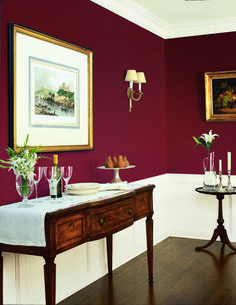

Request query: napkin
[{"left": 99, "top": 181, "right": 128, "bottom": 191}]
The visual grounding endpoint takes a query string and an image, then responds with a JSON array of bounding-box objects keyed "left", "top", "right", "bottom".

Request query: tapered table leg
[
  {"left": 0, "top": 252, "right": 3, "bottom": 305},
  {"left": 44, "top": 256, "right": 56, "bottom": 305},
  {"left": 106, "top": 235, "right": 113, "bottom": 277},
  {"left": 146, "top": 216, "right": 153, "bottom": 282}
]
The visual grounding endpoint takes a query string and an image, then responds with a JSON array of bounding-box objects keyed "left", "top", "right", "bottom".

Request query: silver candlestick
[
  {"left": 225, "top": 170, "right": 234, "bottom": 192},
  {"left": 218, "top": 171, "right": 224, "bottom": 192}
]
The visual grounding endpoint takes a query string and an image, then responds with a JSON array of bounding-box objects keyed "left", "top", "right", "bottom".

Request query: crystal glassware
[
  {"left": 15, "top": 175, "right": 34, "bottom": 208},
  {"left": 60, "top": 166, "right": 73, "bottom": 193},
  {"left": 203, "top": 152, "right": 218, "bottom": 191},
  {"left": 33, "top": 167, "right": 43, "bottom": 199},
  {"left": 44, "top": 166, "right": 61, "bottom": 199}
]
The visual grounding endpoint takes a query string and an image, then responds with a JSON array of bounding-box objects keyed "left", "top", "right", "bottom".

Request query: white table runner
[{"left": 0, "top": 183, "right": 144, "bottom": 247}]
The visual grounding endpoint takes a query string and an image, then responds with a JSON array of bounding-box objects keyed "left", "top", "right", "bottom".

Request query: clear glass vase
[
  {"left": 203, "top": 152, "right": 218, "bottom": 191},
  {"left": 15, "top": 175, "right": 34, "bottom": 207}
]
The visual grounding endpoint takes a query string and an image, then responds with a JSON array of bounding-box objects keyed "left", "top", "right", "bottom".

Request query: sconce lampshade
[
  {"left": 135, "top": 72, "right": 146, "bottom": 83},
  {"left": 125, "top": 70, "right": 138, "bottom": 82}
]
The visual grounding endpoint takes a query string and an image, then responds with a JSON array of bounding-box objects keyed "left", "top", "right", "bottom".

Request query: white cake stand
[{"left": 97, "top": 165, "right": 136, "bottom": 183}]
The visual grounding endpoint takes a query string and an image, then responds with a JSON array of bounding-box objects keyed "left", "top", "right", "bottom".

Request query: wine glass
[
  {"left": 33, "top": 167, "right": 43, "bottom": 199},
  {"left": 15, "top": 175, "right": 34, "bottom": 208},
  {"left": 44, "top": 166, "right": 61, "bottom": 199},
  {"left": 60, "top": 166, "right": 73, "bottom": 194}
]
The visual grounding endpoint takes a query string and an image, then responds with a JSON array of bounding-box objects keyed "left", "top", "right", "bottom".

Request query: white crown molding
[
  {"left": 90, "top": 0, "right": 236, "bottom": 39},
  {"left": 166, "top": 17, "right": 236, "bottom": 39}
]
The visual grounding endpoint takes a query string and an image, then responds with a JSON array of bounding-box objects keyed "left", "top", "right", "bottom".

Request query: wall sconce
[{"left": 125, "top": 70, "right": 146, "bottom": 112}]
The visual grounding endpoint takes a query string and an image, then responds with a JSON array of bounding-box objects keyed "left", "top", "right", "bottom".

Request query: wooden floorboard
[{"left": 59, "top": 237, "right": 236, "bottom": 305}]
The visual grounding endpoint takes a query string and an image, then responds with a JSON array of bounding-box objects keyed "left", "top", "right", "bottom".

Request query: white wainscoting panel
[
  {"left": 3, "top": 174, "right": 236, "bottom": 304},
  {"left": 3, "top": 253, "right": 17, "bottom": 304},
  {"left": 167, "top": 174, "right": 236, "bottom": 243}
]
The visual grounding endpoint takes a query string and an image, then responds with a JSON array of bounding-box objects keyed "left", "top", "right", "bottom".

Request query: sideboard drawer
[
  {"left": 55, "top": 214, "right": 86, "bottom": 250},
  {"left": 133, "top": 192, "right": 150, "bottom": 219},
  {"left": 89, "top": 199, "right": 133, "bottom": 237}
]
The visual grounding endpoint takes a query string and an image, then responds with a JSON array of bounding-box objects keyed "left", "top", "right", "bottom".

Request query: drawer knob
[
  {"left": 69, "top": 222, "right": 74, "bottom": 228},
  {"left": 128, "top": 207, "right": 133, "bottom": 216},
  {"left": 99, "top": 217, "right": 105, "bottom": 226},
  {"left": 141, "top": 197, "right": 145, "bottom": 202}
]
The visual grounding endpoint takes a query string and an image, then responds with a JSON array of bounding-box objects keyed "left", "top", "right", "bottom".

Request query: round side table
[{"left": 195, "top": 187, "right": 236, "bottom": 252}]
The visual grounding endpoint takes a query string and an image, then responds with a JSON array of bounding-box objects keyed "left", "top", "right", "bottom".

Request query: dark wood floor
[{"left": 59, "top": 237, "right": 236, "bottom": 305}]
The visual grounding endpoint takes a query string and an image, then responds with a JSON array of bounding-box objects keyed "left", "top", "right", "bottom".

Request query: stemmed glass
[
  {"left": 33, "top": 167, "right": 43, "bottom": 199},
  {"left": 15, "top": 175, "right": 34, "bottom": 208},
  {"left": 44, "top": 166, "right": 61, "bottom": 199},
  {"left": 60, "top": 166, "right": 73, "bottom": 194}
]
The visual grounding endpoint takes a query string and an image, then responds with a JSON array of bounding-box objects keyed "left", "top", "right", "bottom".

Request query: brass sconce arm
[{"left": 127, "top": 88, "right": 143, "bottom": 112}]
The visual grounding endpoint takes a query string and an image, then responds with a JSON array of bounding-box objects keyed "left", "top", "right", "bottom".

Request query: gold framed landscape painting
[
  {"left": 9, "top": 23, "right": 93, "bottom": 152},
  {"left": 205, "top": 71, "right": 236, "bottom": 121}
]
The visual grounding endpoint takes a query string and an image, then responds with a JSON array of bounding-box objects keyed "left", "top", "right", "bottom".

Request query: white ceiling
[
  {"left": 90, "top": 0, "right": 236, "bottom": 38},
  {"left": 132, "top": 0, "right": 236, "bottom": 24}
]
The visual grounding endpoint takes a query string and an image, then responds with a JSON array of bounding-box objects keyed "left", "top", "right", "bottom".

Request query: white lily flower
[
  {"left": 8, "top": 154, "right": 37, "bottom": 179},
  {"left": 200, "top": 130, "right": 219, "bottom": 144},
  {"left": 0, "top": 134, "right": 43, "bottom": 182}
]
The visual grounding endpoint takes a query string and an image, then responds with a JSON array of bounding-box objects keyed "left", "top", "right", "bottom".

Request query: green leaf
[
  {"left": 0, "top": 159, "right": 11, "bottom": 165},
  {"left": 193, "top": 136, "right": 201, "bottom": 144},
  {"left": 0, "top": 164, "right": 10, "bottom": 169}
]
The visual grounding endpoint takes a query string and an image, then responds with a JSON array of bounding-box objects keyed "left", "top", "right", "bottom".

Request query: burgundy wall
[
  {"left": 166, "top": 33, "right": 236, "bottom": 175},
  {"left": 0, "top": 0, "right": 167, "bottom": 204}
]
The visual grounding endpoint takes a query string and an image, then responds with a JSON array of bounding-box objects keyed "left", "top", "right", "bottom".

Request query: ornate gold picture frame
[
  {"left": 9, "top": 23, "right": 93, "bottom": 152},
  {"left": 205, "top": 71, "right": 236, "bottom": 122}
]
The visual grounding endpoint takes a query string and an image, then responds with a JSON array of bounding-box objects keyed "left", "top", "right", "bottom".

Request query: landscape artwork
[
  {"left": 29, "top": 57, "right": 80, "bottom": 128},
  {"left": 10, "top": 23, "right": 93, "bottom": 152}
]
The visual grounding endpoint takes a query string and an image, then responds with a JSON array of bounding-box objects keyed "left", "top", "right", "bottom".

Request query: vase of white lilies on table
[
  {"left": 193, "top": 130, "right": 219, "bottom": 191},
  {"left": 0, "top": 135, "right": 43, "bottom": 207}
]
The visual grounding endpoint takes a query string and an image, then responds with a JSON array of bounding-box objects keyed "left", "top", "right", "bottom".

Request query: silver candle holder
[
  {"left": 218, "top": 171, "right": 225, "bottom": 192},
  {"left": 225, "top": 170, "right": 234, "bottom": 192}
]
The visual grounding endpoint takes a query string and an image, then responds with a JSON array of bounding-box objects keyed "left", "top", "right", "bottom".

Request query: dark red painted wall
[
  {"left": 166, "top": 33, "right": 236, "bottom": 175},
  {"left": 0, "top": 0, "right": 167, "bottom": 204}
]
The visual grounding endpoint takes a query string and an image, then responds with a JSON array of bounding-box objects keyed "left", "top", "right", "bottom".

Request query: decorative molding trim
[
  {"left": 166, "top": 17, "right": 236, "bottom": 39},
  {"left": 90, "top": 0, "right": 236, "bottom": 39}
]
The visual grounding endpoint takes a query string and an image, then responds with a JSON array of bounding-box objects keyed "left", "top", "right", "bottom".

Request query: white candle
[
  {"left": 219, "top": 159, "right": 222, "bottom": 172},
  {"left": 228, "top": 152, "right": 231, "bottom": 171}
]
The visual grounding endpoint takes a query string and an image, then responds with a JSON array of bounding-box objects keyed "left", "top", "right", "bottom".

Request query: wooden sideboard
[{"left": 0, "top": 184, "right": 155, "bottom": 305}]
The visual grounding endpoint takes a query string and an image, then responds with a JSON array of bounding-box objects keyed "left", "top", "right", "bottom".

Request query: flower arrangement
[
  {"left": 0, "top": 134, "right": 42, "bottom": 179},
  {"left": 193, "top": 130, "right": 219, "bottom": 153}
]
